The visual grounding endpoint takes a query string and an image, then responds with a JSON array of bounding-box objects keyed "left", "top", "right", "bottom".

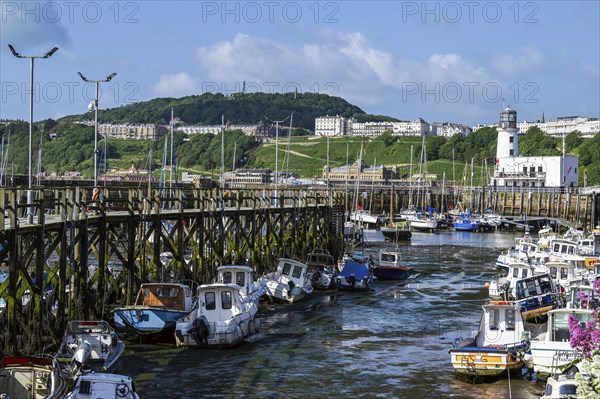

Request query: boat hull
[
  {"left": 380, "top": 227, "right": 412, "bottom": 241},
  {"left": 449, "top": 348, "right": 525, "bottom": 380},
  {"left": 372, "top": 266, "right": 412, "bottom": 281},
  {"left": 453, "top": 222, "right": 481, "bottom": 232},
  {"left": 176, "top": 316, "right": 259, "bottom": 349},
  {"left": 409, "top": 220, "right": 438, "bottom": 231},
  {"left": 113, "top": 307, "right": 189, "bottom": 338}
]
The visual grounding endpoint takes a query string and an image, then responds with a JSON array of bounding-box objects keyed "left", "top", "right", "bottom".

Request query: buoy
[{"left": 484, "top": 282, "right": 490, "bottom": 288}]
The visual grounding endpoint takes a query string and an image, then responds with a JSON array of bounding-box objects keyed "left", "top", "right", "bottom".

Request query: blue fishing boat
[
  {"left": 453, "top": 212, "right": 481, "bottom": 232},
  {"left": 336, "top": 260, "right": 372, "bottom": 291},
  {"left": 113, "top": 281, "right": 195, "bottom": 341}
]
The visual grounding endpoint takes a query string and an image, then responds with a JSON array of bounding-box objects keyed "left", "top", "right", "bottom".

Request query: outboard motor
[
  {"left": 311, "top": 271, "right": 322, "bottom": 285},
  {"left": 348, "top": 274, "right": 356, "bottom": 290},
  {"left": 189, "top": 316, "right": 210, "bottom": 345},
  {"left": 287, "top": 280, "right": 296, "bottom": 297},
  {"left": 73, "top": 341, "right": 92, "bottom": 367},
  {"left": 500, "top": 280, "right": 511, "bottom": 300}
]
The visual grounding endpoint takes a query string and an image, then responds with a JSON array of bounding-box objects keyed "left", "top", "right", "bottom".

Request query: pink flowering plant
[
  {"left": 568, "top": 278, "right": 600, "bottom": 398},
  {"left": 569, "top": 279, "right": 600, "bottom": 357}
]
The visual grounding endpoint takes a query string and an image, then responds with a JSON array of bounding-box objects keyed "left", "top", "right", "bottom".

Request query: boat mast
[
  {"left": 470, "top": 157, "right": 474, "bottom": 212},
  {"left": 220, "top": 114, "right": 225, "bottom": 187},
  {"left": 169, "top": 108, "right": 174, "bottom": 190}
]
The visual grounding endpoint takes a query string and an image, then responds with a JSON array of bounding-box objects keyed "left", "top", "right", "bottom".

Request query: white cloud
[
  {"left": 153, "top": 73, "right": 198, "bottom": 97},
  {"left": 491, "top": 46, "right": 547, "bottom": 77}
]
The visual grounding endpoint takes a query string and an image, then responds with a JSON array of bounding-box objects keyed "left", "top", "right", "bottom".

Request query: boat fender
[{"left": 190, "top": 316, "right": 210, "bottom": 344}]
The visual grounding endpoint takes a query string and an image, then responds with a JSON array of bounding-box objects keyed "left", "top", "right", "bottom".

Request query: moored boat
[
  {"left": 380, "top": 221, "right": 412, "bottom": 241},
  {"left": 449, "top": 301, "right": 530, "bottom": 381},
  {"left": 56, "top": 320, "right": 125, "bottom": 375},
  {"left": 371, "top": 249, "right": 414, "bottom": 281},
  {"left": 175, "top": 283, "right": 259, "bottom": 348},
  {"left": 113, "top": 281, "right": 196, "bottom": 341},
  {"left": 306, "top": 249, "right": 337, "bottom": 290},
  {"left": 0, "top": 355, "right": 68, "bottom": 399},
  {"left": 336, "top": 260, "right": 371, "bottom": 291},
  {"left": 453, "top": 213, "right": 481, "bottom": 232},
  {"left": 263, "top": 258, "right": 313, "bottom": 303}
]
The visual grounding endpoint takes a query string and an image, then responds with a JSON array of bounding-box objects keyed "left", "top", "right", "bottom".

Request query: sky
[{"left": 1, "top": 0, "right": 599, "bottom": 126}]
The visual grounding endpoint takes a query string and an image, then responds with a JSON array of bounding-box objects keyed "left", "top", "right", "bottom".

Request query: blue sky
[{"left": 1, "top": 1, "right": 598, "bottom": 126}]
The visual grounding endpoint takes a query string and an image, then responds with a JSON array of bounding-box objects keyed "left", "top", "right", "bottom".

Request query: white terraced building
[{"left": 517, "top": 116, "right": 599, "bottom": 137}]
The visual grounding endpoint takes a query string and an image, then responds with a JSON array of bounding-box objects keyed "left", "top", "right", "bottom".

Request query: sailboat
[
  {"left": 349, "top": 140, "right": 382, "bottom": 226},
  {"left": 453, "top": 158, "right": 481, "bottom": 232},
  {"left": 380, "top": 184, "right": 411, "bottom": 241},
  {"left": 406, "top": 136, "right": 438, "bottom": 232}
]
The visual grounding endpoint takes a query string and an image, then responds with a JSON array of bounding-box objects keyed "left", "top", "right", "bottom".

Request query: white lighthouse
[{"left": 496, "top": 107, "right": 519, "bottom": 159}]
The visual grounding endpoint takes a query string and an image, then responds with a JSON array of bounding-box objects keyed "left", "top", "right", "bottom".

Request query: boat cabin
[
  {"left": 515, "top": 274, "right": 556, "bottom": 300},
  {"left": 197, "top": 283, "right": 243, "bottom": 322},
  {"left": 544, "top": 261, "right": 579, "bottom": 289},
  {"left": 273, "top": 258, "right": 309, "bottom": 289},
  {"left": 217, "top": 265, "right": 256, "bottom": 297},
  {"left": 134, "top": 283, "right": 192, "bottom": 311},
  {"left": 544, "top": 308, "right": 593, "bottom": 343},
  {"left": 567, "top": 284, "right": 597, "bottom": 308},
  {"left": 374, "top": 249, "right": 401, "bottom": 267},
  {"left": 306, "top": 250, "right": 336, "bottom": 271},
  {"left": 0, "top": 356, "right": 67, "bottom": 399},
  {"left": 551, "top": 239, "right": 582, "bottom": 258},
  {"left": 477, "top": 302, "right": 525, "bottom": 347}
]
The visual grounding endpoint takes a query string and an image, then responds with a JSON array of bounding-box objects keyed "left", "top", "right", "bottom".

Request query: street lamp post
[
  {"left": 77, "top": 72, "right": 117, "bottom": 186},
  {"left": 8, "top": 44, "right": 58, "bottom": 224}
]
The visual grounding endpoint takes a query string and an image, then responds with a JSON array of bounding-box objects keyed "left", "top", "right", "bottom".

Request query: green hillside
[{"left": 60, "top": 92, "right": 371, "bottom": 131}]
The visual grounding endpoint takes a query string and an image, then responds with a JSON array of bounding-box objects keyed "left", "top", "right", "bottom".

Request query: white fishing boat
[
  {"left": 0, "top": 355, "right": 68, "bottom": 399},
  {"left": 215, "top": 265, "right": 266, "bottom": 304},
  {"left": 528, "top": 308, "right": 593, "bottom": 375},
  {"left": 449, "top": 301, "right": 530, "bottom": 380},
  {"left": 175, "top": 283, "right": 259, "bottom": 348},
  {"left": 66, "top": 372, "right": 140, "bottom": 399},
  {"left": 56, "top": 320, "right": 125, "bottom": 375},
  {"left": 263, "top": 258, "right": 313, "bottom": 303}
]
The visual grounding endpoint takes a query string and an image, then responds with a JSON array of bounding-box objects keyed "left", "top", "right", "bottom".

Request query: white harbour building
[{"left": 491, "top": 108, "right": 578, "bottom": 188}]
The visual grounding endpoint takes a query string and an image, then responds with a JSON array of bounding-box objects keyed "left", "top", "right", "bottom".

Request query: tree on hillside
[
  {"left": 519, "top": 126, "right": 560, "bottom": 156},
  {"left": 381, "top": 130, "right": 395, "bottom": 146},
  {"left": 565, "top": 131, "right": 583, "bottom": 152}
]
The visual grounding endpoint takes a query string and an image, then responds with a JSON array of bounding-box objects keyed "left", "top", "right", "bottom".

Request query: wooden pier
[{"left": 0, "top": 185, "right": 345, "bottom": 356}]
